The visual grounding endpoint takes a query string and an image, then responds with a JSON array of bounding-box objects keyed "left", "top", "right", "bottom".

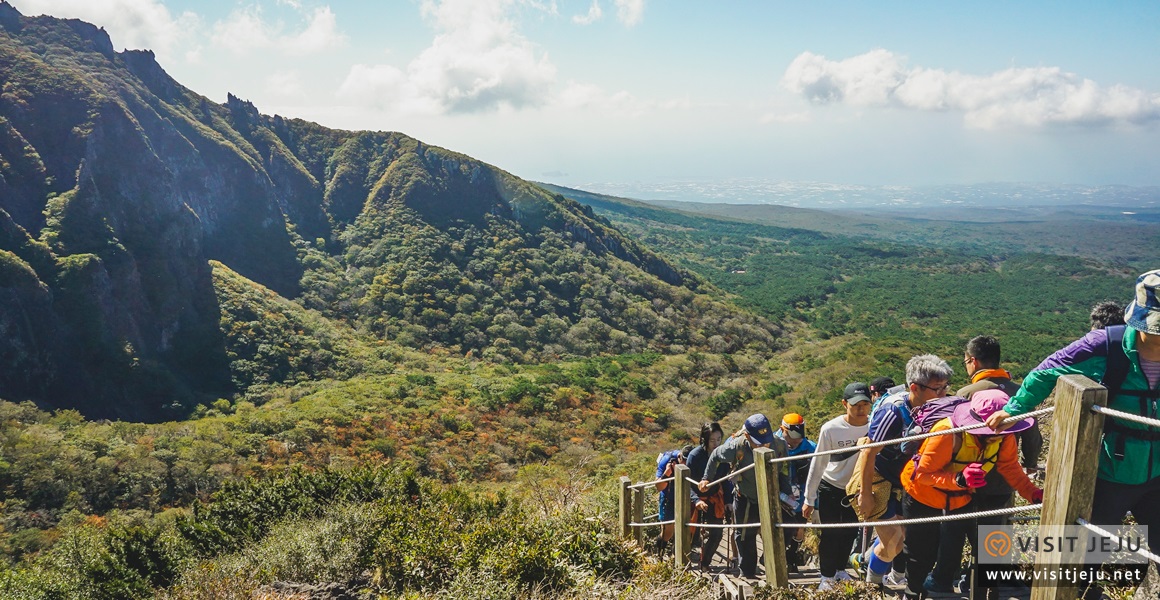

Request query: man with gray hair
[{"left": 852, "top": 354, "right": 953, "bottom": 592}]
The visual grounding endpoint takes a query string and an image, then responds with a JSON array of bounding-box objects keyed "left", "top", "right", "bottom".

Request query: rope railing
[
  {"left": 677, "top": 408, "right": 1053, "bottom": 494},
  {"left": 765, "top": 407, "right": 1057, "bottom": 465},
  {"left": 629, "top": 519, "right": 675, "bottom": 528},
  {"left": 628, "top": 476, "right": 674, "bottom": 490},
  {"left": 776, "top": 503, "right": 1042, "bottom": 529},
  {"left": 700, "top": 462, "right": 755, "bottom": 489},
  {"left": 689, "top": 522, "right": 762, "bottom": 530},
  {"left": 1076, "top": 518, "right": 1160, "bottom": 565},
  {"left": 1091, "top": 404, "right": 1160, "bottom": 429}
]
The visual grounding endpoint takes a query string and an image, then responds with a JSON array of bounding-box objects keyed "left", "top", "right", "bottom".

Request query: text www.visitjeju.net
[{"left": 981, "top": 566, "right": 1146, "bottom": 587}]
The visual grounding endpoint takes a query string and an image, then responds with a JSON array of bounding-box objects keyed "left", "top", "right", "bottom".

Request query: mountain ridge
[{"left": 0, "top": 3, "right": 774, "bottom": 419}]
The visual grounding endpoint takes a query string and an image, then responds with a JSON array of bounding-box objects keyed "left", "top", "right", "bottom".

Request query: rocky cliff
[{"left": 0, "top": 3, "right": 775, "bottom": 419}]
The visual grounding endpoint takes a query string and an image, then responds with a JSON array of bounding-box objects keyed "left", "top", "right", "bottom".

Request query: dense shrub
[{"left": 0, "top": 466, "right": 644, "bottom": 599}]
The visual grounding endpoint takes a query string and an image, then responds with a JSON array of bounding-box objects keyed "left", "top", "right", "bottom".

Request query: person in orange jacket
[{"left": 898, "top": 389, "right": 1043, "bottom": 599}]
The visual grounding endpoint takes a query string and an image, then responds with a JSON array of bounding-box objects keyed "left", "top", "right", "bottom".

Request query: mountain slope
[{"left": 0, "top": 3, "right": 777, "bottom": 419}]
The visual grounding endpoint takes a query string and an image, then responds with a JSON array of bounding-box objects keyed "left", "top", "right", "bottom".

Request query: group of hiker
[{"left": 646, "top": 269, "right": 1160, "bottom": 599}]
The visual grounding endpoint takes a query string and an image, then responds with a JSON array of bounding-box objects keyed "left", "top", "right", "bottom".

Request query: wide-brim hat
[
  {"left": 1124, "top": 270, "right": 1160, "bottom": 335},
  {"left": 951, "top": 389, "right": 1034, "bottom": 435}
]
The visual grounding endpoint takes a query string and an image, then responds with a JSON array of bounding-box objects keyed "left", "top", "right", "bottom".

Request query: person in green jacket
[{"left": 987, "top": 270, "right": 1160, "bottom": 597}]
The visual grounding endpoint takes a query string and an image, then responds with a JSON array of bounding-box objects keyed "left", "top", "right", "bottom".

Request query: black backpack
[{"left": 1099, "top": 325, "right": 1160, "bottom": 459}]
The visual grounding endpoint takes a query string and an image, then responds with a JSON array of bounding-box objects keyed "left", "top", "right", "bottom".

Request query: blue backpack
[{"left": 655, "top": 449, "right": 682, "bottom": 479}]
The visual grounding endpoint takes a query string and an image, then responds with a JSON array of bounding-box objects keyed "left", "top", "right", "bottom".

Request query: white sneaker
[
  {"left": 835, "top": 571, "right": 854, "bottom": 582},
  {"left": 883, "top": 571, "right": 907, "bottom": 588},
  {"left": 818, "top": 576, "right": 836, "bottom": 591}
]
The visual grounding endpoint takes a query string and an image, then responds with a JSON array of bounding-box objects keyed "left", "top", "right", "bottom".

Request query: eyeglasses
[{"left": 916, "top": 382, "right": 950, "bottom": 394}]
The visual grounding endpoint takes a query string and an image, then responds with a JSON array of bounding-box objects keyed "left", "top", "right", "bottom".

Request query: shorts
[
  {"left": 854, "top": 478, "right": 902, "bottom": 521},
  {"left": 659, "top": 494, "right": 674, "bottom": 521},
  {"left": 880, "top": 485, "right": 903, "bottom": 520}
]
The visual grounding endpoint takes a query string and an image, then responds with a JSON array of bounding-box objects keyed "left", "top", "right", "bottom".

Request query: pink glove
[
  {"left": 1031, "top": 488, "right": 1044, "bottom": 503},
  {"left": 961, "top": 463, "right": 987, "bottom": 488}
]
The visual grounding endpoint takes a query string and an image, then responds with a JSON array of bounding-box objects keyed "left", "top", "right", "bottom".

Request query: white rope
[
  {"left": 1091, "top": 405, "right": 1160, "bottom": 429},
  {"left": 1076, "top": 518, "right": 1160, "bottom": 565},
  {"left": 629, "top": 476, "right": 675, "bottom": 490},
  {"left": 629, "top": 519, "right": 675, "bottom": 528},
  {"left": 690, "top": 522, "right": 762, "bottom": 530},
  {"left": 684, "top": 409, "right": 1053, "bottom": 491},
  {"left": 777, "top": 503, "right": 1042, "bottom": 529},
  {"left": 767, "top": 407, "right": 1056, "bottom": 465}
]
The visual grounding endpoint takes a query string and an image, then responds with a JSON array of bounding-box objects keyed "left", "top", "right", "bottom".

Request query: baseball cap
[
  {"left": 743, "top": 414, "right": 775, "bottom": 446},
  {"left": 843, "top": 382, "right": 872, "bottom": 404},
  {"left": 869, "top": 376, "right": 895, "bottom": 395},
  {"left": 780, "top": 413, "right": 806, "bottom": 439}
]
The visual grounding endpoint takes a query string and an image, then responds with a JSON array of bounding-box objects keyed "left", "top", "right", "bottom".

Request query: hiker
[
  {"left": 1090, "top": 300, "right": 1125, "bottom": 330},
  {"left": 776, "top": 413, "right": 814, "bottom": 572},
  {"left": 925, "top": 335, "right": 1043, "bottom": 595},
  {"left": 686, "top": 422, "right": 731, "bottom": 570},
  {"left": 869, "top": 376, "right": 896, "bottom": 405},
  {"left": 803, "top": 382, "right": 872, "bottom": 590},
  {"left": 849, "top": 375, "right": 896, "bottom": 567},
  {"left": 987, "top": 270, "right": 1160, "bottom": 599},
  {"left": 901, "top": 389, "right": 1043, "bottom": 600},
  {"left": 654, "top": 446, "right": 688, "bottom": 553},
  {"left": 851, "top": 354, "right": 953, "bottom": 587},
  {"left": 700, "top": 413, "right": 788, "bottom": 579}
]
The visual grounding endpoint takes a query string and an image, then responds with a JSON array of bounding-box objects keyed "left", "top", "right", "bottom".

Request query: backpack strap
[
  {"left": 1101, "top": 325, "right": 1130, "bottom": 399},
  {"left": 1100, "top": 325, "right": 1160, "bottom": 459}
]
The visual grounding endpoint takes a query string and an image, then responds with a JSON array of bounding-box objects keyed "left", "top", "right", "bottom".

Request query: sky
[{"left": 9, "top": 0, "right": 1160, "bottom": 192}]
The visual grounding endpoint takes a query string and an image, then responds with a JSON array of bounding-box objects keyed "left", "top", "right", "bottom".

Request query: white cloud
[
  {"left": 211, "top": 5, "right": 345, "bottom": 56},
  {"left": 9, "top": 0, "right": 200, "bottom": 55},
  {"left": 410, "top": 0, "right": 556, "bottom": 113},
  {"left": 613, "top": 0, "right": 644, "bottom": 26},
  {"left": 265, "top": 70, "right": 305, "bottom": 98},
  {"left": 336, "top": 64, "right": 407, "bottom": 109},
  {"left": 338, "top": 0, "right": 557, "bottom": 115},
  {"left": 782, "top": 49, "right": 1160, "bottom": 129},
  {"left": 572, "top": 0, "right": 602, "bottom": 25}
]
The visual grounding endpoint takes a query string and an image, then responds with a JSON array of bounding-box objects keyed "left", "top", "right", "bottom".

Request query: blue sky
[{"left": 10, "top": 0, "right": 1160, "bottom": 191}]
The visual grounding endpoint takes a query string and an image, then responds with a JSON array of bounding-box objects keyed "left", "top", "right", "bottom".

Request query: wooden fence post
[
  {"left": 753, "top": 447, "right": 789, "bottom": 588},
  {"left": 674, "top": 463, "right": 691, "bottom": 568},
  {"left": 619, "top": 476, "right": 631, "bottom": 539},
  {"left": 633, "top": 484, "right": 644, "bottom": 546},
  {"left": 1030, "top": 374, "right": 1107, "bottom": 600}
]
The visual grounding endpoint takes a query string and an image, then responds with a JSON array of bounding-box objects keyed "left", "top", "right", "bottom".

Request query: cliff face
[{"left": 0, "top": 3, "right": 769, "bottom": 420}]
